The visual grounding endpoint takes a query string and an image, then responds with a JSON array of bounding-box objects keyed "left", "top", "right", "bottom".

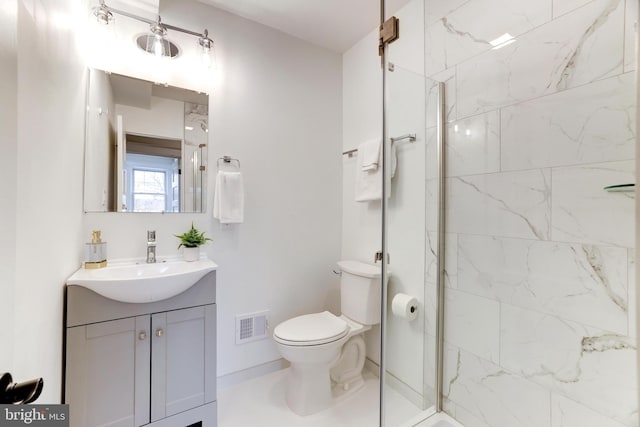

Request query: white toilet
[{"left": 273, "top": 260, "right": 382, "bottom": 416}]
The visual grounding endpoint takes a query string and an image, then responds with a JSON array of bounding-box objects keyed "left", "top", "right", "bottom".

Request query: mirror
[{"left": 84, "top": 68, "right": 209, "bottom": 213}]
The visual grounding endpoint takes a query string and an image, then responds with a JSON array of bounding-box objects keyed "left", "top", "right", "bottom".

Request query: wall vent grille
[{"left": 235, "top": 311, "right": 269, "bottom": 344}]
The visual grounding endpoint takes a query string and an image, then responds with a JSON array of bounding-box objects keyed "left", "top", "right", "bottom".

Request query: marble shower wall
[{"left": 424, "top": 0, "right": 638, "bottom": 425}]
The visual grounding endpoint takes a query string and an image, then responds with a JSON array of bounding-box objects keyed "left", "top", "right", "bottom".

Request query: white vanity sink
[{"left": 67, "top": 258, "right": 218, "bottom": 303}]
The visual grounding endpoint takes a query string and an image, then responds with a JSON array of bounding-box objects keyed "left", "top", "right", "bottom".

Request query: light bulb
[
  {"left": 154, "top": 36, "right": 163, "bottom": 57},
  {"left": 198, "top": 30, "right": 215, "bottom": 70},
  {"left": 202, "top": 46, "right": 211, "bottom": 68}
]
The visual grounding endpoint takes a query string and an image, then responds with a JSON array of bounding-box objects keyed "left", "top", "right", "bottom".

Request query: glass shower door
[{"left": 380, "top": 0, "right": 442, "bottom": 425}]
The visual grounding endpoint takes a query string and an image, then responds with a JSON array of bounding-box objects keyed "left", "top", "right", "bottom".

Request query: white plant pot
[{"left": 183, "top": 246, "right": 200, "bottom": 262}]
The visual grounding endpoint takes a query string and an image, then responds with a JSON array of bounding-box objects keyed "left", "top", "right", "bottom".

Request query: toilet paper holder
[{"left": 391, "top": 293, "right": 418, "bottom": 321}]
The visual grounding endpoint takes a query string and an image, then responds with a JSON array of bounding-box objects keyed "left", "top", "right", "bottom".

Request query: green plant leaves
[{"left": 175, "top": 223, "right": 212, "bottom": 249}]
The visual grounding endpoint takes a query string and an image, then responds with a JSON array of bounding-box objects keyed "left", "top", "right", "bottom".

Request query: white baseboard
[
  {"left": 365, "top": 357, "right": 380, "bottom": 377},
  {"left": 217, "top": 358, "right": 289, "bottom": 391},
  {"left": 364, "top": 358, "right": 425, "bottom": 409}
]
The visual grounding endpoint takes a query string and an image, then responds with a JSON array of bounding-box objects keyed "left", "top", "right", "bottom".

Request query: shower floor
[
  {"left": 414, "top": 412, "right": 465, "bottom": 427},
  {"left": 218, "top": 367, "right": 424, "bottom": 427}
]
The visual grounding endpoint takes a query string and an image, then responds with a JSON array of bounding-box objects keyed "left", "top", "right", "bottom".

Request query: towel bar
[
  {"left": 342, "top": 133, "right": 416, "bottom": 157},
  {"left": 343, "top": 148, "right": 358, "bottom": 157},
  {"left": 217, "top": 156, "right": 241, "bottom": 168},
  {"left": 390, "top": 133, "right": 416, "bottom": 143}
]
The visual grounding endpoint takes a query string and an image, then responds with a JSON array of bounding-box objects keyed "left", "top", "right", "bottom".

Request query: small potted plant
[{"left": 175, "top": 223, "right": 212, "bottom": 261}]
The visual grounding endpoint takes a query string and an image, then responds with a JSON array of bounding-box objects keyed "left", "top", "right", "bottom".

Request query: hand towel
[
  {"left": 213, "top": 171, "right": 244, "bottom": 223},
  {"left": 359, "top": 139, "right": 381, "bottom": 171},
  {"left": 354, "top": 139, "right": 381, "bottom": 201},
  {"left": 354, "top": 140, "right": 397, "bottom": 202}
]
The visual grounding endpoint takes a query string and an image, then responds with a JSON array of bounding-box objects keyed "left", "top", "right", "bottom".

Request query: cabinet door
[
  {"left": 66, "top": 316, "right": 151, "bottom": 427},
  {"left": 151, "top": 304, "right": 216, "bottom": 421}
]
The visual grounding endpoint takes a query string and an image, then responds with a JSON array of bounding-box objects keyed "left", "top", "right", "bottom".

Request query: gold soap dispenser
[{"left": 85, "top": 230, "right": 107, "bottom": 269}]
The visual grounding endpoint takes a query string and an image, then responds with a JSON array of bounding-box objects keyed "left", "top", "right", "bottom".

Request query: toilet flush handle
[{"left": 374, "top": 251, "right": 389, "bottom": 264}]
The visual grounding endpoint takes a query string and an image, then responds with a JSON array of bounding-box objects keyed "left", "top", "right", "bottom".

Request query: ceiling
[{"left": 196, "top": 0, "right": 410, "bottom": 53}]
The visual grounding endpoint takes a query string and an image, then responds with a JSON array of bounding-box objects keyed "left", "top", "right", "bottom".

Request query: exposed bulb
[
  {"left": 202, "top": 47, "right": 211, "bottom": 68},
  {"left": 154, "top": 36, "right": 163, "bottom": 57},
  {"left": 202, "top": 46, "right": 216, "bottom": 69}
]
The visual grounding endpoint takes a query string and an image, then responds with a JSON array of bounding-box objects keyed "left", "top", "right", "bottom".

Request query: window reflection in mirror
[{"left": 84, "top": 69, "right": 208, "bottom": 213}]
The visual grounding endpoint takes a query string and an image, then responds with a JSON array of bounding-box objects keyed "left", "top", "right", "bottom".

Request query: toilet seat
[{"left": 274, "top": 311, "right": 349, "bottom": 346}]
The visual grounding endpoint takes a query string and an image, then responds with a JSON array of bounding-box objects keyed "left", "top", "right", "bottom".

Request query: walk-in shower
[{"left": 379, "top": 0, "right": 638, "bottom": 426}]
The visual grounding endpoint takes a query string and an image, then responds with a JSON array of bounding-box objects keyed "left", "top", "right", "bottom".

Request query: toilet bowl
[
  {"left": 273, "top": 260, "right": 382, "bottom": 416},
  {"left": 273, "top": 311, "right": 369, "bottom": 416}
]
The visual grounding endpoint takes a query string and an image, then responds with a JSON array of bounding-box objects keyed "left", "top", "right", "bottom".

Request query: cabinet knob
[
  {"left": 155, "top": 328, "right": 164, "bottom": 337},
  {"left": 138, "top": 331, "right": 147, "bottom": 341}
]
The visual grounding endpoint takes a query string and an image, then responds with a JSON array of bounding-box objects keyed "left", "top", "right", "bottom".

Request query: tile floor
[{"left": 218, "top": 368, "right": 426, "bottom": 427}]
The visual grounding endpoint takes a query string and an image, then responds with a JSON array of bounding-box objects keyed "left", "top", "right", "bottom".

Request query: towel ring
[{"left": 217, "top": 156, "right": 241, "bottom": 169}]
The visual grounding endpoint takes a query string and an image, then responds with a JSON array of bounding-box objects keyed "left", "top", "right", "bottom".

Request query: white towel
[
  {"left": 213, "top": 171, "right": 244, "bottom": 223},
  {"left": 354, "top": 140, "right": 397, "bottom": 202},
  {"left": 359, "top": 139, "right": 381, "bottom": 171}
]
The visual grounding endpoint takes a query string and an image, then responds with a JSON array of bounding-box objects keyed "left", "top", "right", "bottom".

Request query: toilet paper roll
[{"left": 391, "top": 293, "right": 418, "bottom": 321}]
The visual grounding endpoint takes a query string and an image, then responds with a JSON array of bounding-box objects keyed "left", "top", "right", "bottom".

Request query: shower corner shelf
[{"left": 603, "top": 183, "right": 635, "bottom": 193}]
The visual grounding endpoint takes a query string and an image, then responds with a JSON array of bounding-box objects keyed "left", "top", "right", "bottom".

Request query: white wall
[
  {"left": 342, "top": 26, "right": 384, "bottom": 367},
  {"left": 342, "top": 27, "right": 383, "bottom": 260},
  {"left": 0, "top": 0, "right": 17, "bottom": 373},
  {"left": 84, "top": 0, "right": 343, "bottom": 377},
  {"left": 11, "top": 0, "right": 86, "bottom": 402},
  {"left": 115, "top": 96, "right": 184, "bottom": 140}
]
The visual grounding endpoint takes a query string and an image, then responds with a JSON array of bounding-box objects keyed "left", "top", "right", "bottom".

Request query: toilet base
[
  {"left": 283, "top": 334, "right": 369, "bottom": 416},
  {"left": 331, "top": 375, "right": 365, "bottom": 400},
  {"left": 285, "top": 361, "right": 334, "bottom": 416},
  {"left": 275, "top": 312, "right": 374, "bottom": 417},
  {"left": 330, "top": 334, "right": 367, "bottom": 397}
]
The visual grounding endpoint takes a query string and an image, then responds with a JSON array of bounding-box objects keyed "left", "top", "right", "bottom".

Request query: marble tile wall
[{"left": 424, "top": 0, "right": 637, "bottom": 425}]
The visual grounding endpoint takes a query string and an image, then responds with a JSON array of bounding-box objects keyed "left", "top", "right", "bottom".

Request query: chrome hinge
[{"left": 378, "top": 16, "right": 399, "bottom": 56}]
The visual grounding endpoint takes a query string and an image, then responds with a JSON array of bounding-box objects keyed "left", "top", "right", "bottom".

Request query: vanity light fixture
[
  {"left": 93, "top": 0, "right": 215, "bottom": 64},
  {"left": 136, "top": 19, "right": 179, "bottom": 58},
  {"left": 93, "top": 2, "right": 113, "bottom": 25}
]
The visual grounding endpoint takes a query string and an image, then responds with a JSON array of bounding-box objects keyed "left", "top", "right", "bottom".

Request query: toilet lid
[{"left": 274, "top": 311, "right": 348, "bottom": 346}]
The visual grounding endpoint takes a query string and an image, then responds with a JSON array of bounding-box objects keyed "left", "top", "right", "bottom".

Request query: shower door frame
[{"left": 379, "top": 1, "right": 389, "bottom": 425}]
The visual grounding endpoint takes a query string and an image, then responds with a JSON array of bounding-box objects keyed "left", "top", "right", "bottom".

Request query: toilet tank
[{"left": 337, "top": 261, "right": 382, "bottom": 325}]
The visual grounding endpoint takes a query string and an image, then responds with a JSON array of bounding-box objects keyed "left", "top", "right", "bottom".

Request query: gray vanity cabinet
[
  {"left": 151, "top": 305, "right": 216, "bottom": 421},
  {"left": 65, "top": 272, "right": 217, "bottom": 427},
  {"left": 66, "top": 316, "right": 150, "bottom": 427}
]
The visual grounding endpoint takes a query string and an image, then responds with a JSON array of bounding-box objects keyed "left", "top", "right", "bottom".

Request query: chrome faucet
[{"left": 146, "top": 230, "right": 157, "bottom": 263}]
